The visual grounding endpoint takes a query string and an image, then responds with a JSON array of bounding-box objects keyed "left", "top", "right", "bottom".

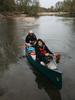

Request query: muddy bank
[{"left": 0, "top": 13, "right": 36, "bottom": 22}]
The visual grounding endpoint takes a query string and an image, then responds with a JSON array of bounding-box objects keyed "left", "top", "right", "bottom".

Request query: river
[{"left": 0, "top": 16, "right": 75, "bottom": 100}]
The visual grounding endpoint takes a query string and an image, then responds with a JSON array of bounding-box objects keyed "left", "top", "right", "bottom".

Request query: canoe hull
[{"left": 26, "top": 53, "right": 62, "bottom": 89}]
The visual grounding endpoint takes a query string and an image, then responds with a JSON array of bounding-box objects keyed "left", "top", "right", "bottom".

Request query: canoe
[{"left": 25, "top": 46, "right": 62, "bottom": 89}]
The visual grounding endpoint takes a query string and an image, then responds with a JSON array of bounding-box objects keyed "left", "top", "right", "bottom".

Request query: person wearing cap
[{"left": 25, "top": 30, "right": 37, "bottom": 45}]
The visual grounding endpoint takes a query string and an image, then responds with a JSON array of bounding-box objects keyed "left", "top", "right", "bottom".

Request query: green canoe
[{"left": 26, "top": 46, "right": 62, "bottom": 89}]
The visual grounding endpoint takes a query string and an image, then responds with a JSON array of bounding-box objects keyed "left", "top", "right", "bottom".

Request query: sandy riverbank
[
  {"left": 0, "top": 13, "right": 36, "bottom": 22},
  {"left": 38, "top": 12, "right": 69, "bottom": 16}
]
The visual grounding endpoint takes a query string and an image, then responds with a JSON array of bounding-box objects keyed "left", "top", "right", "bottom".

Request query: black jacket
[{"left": 25, "top": 33, "right": 37, "bottom": 43}]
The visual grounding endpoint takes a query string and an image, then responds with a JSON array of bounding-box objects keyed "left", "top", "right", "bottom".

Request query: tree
[
  {"left": 55, "top": 1, "right": 63, "bottom": 12},
  {"left": 17, "top": 0, "right": 39, "bottom": 16},
  {"left": 30, "top": 0, "right": 39, "bottom": 16},
  {"left": 0, "top": 0, "right": 40, "bottom": 16},
  {"left": 62, "top": 0, "right": 75, "bottom": 14},
  {"left": 49, "top": 6, "right": 54, "bottom": 12},
  {"left": 0, "top": 0, "right": 15, "bottom": 12},
  {"left": 55, "top": 0, "right": 75, "bottom": 14}
]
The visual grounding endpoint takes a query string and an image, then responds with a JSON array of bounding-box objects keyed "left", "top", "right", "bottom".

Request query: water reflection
[
  {"left": 31, "top": 67, "right": 61, "bottom": 100},
  {"left": 71, "top": 19, "right": 75, "bottom": 33},
  {"left": 0, "top": 16, "right": 75, "bottom": 100},
  {"left": 0, "top": 19, "right": 18, "bottom": 73}
]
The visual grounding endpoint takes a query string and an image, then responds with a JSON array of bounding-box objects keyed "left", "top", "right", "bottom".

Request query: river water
[{"left": 0, "top": 16, "right": 75, "bottom": 100}]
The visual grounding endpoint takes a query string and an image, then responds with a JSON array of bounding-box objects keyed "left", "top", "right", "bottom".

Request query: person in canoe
[
  {"left": 25, "top": 30, "right": 37, "bottom": 46},
  {"left": 35, "top": 39, "right": 54, "bottom": 64}
]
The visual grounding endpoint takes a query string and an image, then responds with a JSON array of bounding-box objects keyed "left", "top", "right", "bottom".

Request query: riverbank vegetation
[
  {"left": 0, "top": 0, "right": 39, "bottom": 17},
  {"left": 49, "top": 0, "right": 75, "bottom": 16},
  {"left": 0, "top": 0, "right": 75, "bottom": 17},
  {"left": 39, "top": 0, "right": 75, "bottom": 17}
]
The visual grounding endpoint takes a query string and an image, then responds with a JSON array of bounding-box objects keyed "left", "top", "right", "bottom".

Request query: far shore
[
  {"left": 38, "top": 12, "right": 69, "bottom": 16},
  {"left": 0, "top": 12, "right": 74, "bottom": 21},
  {"left": 0, "top": 13, "right": 36, "bottom": 22}
]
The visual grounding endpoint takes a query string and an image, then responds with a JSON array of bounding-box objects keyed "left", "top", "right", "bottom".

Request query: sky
[{"left": 39, "top": 0, "right": 63, "bottom": 8}]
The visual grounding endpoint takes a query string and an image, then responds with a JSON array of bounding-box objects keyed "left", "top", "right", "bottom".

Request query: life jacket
[{"left": 39, "top": 47, "right": 46, "bottom": 55}]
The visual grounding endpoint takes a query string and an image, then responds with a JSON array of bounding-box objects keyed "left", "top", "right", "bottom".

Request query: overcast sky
[{"left": 39, "top": 0, "right": 63, "bottom": 8}]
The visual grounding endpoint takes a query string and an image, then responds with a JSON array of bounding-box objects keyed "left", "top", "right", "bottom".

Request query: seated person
[
  {"left": 25, "top": 30, "right": 37, "bottom": 46},
  {"left": 35, "top": 39, "right": 53, "bottom": 64}
]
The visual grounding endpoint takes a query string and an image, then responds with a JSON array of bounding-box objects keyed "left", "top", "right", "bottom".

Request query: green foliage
[
  {"left": 55, "top": 1, "right": 64, "bottom": 12},
  {"left": 16, "top": 0, "right": 39, "bottom": 16},
  {"left": 0, "top": 0, "right": 39, "bottom": 16},
  {"left": 29, "top": 2, "right": 39, "bottom": 16},
  {"left": 55, "top": 0, "right": 75, "bottom": 13},
  {"left": 0, "top": 0, "right": 15, "bottom": 12}
]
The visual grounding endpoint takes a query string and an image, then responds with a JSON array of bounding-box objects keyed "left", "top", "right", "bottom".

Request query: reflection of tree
[
  {"left": 71, "top": 19, "right": 75, "bottom": 33},
  {"left": 31, "top": 67, "right": 61, "bottom": 100},
  {"left": 0, "top": 18, "right": 18, "bottom": 74},
  {"left": 60, "top": 17, "right": 75, "bottom": 34}
]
